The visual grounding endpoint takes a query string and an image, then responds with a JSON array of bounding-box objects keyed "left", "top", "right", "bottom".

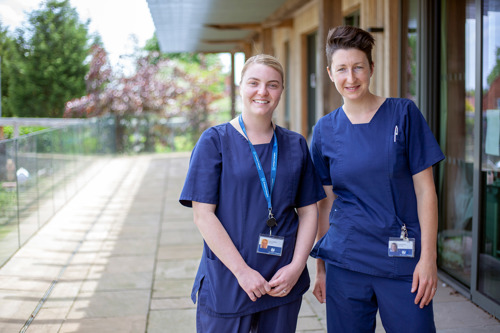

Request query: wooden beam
[
  {"left": 204, "top": 23, "right": 261, "bottom": 30},
  {"left": 264, "top": 0, "right": 314, "bottom": 23},
  {"left": 200, "top": 39, "right": 245, "bottom": 44},
  {"left": 262, "top": 18, "right": 294, "bottom": 29}
]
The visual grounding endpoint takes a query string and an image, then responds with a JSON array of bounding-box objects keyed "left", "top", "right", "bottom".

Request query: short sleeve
[
  {"left": 295, "top": 137, "right": 327, "bottom": 207},
  {"left": 406, "top": 101, "right": 445, "bottom": 175},
  {"left": 310, "top": 120, "right": 332, "bottom": 185},
  {"left": 179, "top": 128, "right": 222, "bottom": 207}
]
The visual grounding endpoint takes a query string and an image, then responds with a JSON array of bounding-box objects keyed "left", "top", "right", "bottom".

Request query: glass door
[
  {"left": 401, "top": 0, "right": 419, "bottom": 104},
  {"left": 479, "top": 0, "right": 500, "bottom": 304},
  {"left": 438, "top": 0, "right": 476, "bottom": 288}
]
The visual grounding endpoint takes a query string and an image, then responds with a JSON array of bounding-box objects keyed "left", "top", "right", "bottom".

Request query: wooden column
[
  {"left": 230, "top": 52, "right": 236, "bottom": 119},
  {"left": 262, "top": 28, "right": 274, "bottom": 55},
  {"left": 319, "top": 0, "right": 343, "bottom": 115}
]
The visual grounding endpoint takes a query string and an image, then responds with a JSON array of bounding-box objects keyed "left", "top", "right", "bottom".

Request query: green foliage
[
  {"left": 486, "top": 47, "right": 500, "bottom": 87},
  {"left": 0, "top": 22, "right": 20, "bottom": 117},
  {"left": 65, "top": 36, "right": 228, "bottom": 150},
  {"left": 173, "top": 136, "right": 195, "bottom": 152},
  {"left": 162, "top": 54, "right": 226, "bottom": 144},
  {"left": 8, "top": 0, "right": 90, "bottom": 118},
  {"left": 144, "top": 33, "right": 221, "bottom": 67},
  {"left": 144, "top": 34, "right": 161, "bottom": 53},
  {"left": 407, "top": 34, "right": 417, "bottom": 101},
  {"left": 1, "top": 126, "right": 48, "bottom": 139},
  {"left": 0, "top": 189, "right": 17, "bottom": 226}
]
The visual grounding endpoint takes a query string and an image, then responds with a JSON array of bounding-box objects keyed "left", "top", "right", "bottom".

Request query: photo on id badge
[
  {"left": 257, "top": 234, "right": 284, "bottom": 256},
  {"left": 388, "top": 237, "right": 415, "bottom": 257}
]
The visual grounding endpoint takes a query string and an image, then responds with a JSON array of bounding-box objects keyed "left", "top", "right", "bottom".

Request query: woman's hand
[
  {"left": 411, "top": 167, "right": 439, "bottom": 309},
  {"left": 235, "top": 267, "right": 271, "bottom": 302},
  {"left": 267, "top": 202, "right": 319, "bottom": 298},
  {"left": 268, "top": 262, "right": 303, "bottom": 297},
  {"left": 312, "top": 260, "right": 327, "bottom": 303},
  {"left": 412, "top": 257, "right": 438, "bottom": 308},
  {"left": 312, "top": 188, "right": 334, "bottom": 304},
  {"left": 193, "top": 202, "right": 271, "bottom": 302}
]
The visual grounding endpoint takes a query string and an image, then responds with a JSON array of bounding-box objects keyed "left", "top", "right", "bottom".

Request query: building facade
[
  {"left": 237, "top": 0, "right": 500, "bottom": 319},
  {"left": 148, "top": 0, "right": 500, "bottom": 319}
]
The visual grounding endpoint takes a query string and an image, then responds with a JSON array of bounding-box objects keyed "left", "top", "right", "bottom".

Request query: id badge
[
  {"left": 257, "top": 234, "right": 284, "bottom": 256},
  {"left": 388, "top": 237, "right": 415, "bottom": 258}
]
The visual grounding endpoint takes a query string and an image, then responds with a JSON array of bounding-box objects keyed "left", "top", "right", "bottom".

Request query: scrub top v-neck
[
  {"left": 310, "top": 98, "right": 445, "bottom": 279},
  {"left": 180, "top": 122, "right": 325, "bottom": 317}
]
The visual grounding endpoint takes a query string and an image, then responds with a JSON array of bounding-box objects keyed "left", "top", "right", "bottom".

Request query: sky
[{"left": 0, "top": 0, "right": 156, "bottom": 74}]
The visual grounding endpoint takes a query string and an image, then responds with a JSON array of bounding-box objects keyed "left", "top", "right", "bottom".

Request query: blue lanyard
[{"left": 238, "top": 115, "right": 278, "bottom": 214}]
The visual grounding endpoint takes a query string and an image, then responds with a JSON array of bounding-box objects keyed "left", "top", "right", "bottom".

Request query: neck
[
  {"left": 342, "top": 94, "right": 385, "bottom": 124},
  {"left": 232, "top": 113, "right": 274, "bottom": 144},
  {"left": 343, "top": 93, "right": 378, "bottom": 115},
  {"left": 241, "top": 113, "right": 273, "bottom": 133}
]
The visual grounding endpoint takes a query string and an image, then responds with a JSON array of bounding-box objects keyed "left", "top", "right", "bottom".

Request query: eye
[
  {"left": 269, "top": 83, "right": 280, "bottom": 89},
  {"left": 337, "top": 68, "right": 346, "bottom": 72},
  {"left": 247, "top": 81, "right": 258, "bottom": 86}
]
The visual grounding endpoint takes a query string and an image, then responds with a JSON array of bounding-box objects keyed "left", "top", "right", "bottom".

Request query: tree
[
  {"left": 144, "top": 33, "right": 220, "bottom": 67},
  {"left": 0, "top": 22, "right": 19, "bottom": 117},
  {"left": 142, "top": 34, "right": 226, "bottom": 142},
  {"left": 63, "top": 44, "right": 112, "bottom": 118},
  {"left": 171, "top": 55, "right": 225, "bottom": 143},
  {"left": 64, "top": 46, "right": 179, "bottom": 118},
  {"left": 9, "top": 0, "right": 90, "bottom": 118},
  {"left": 64, "top": 43, "right": 227, "bottom": 150}
]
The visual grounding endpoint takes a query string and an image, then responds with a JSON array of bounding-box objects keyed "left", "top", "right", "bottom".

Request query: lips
[
  {"left": 345, "top": 85, "right": 360, "bottom": 91},
  {"left": 253, "top": 99, "right": 270, "bottom": 104}
]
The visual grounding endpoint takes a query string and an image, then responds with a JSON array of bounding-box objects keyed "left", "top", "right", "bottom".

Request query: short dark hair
[{"left": 325, "top": 26, "right": 375, "bottom": 68}]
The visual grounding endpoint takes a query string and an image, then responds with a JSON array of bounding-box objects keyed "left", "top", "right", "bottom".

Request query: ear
[
  {"left": 327, "top": 66, "right": 334, "bottom": 82},
  {"left": 370, "top": 63, "right": 375, "bottom": 76}
]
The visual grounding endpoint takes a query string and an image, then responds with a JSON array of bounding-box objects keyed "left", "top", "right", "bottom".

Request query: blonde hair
[{"left": 240, "top": 54, "right": 284, "bottom": 87}]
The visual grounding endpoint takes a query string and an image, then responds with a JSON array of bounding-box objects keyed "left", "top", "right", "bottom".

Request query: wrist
[
  {"left": 316, "top": 259, "right": 326, "bottom": 273},
  {"left": 232, "top": 261, "right": 251, "bottom": 279},
  {"left": 419, "top": 249, "right": 437, "bottom": 262},
  {"left": 289, "top": 258, "right": 307, "bottom": 272}
]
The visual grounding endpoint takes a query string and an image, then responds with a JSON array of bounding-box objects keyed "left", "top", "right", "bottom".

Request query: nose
[
  {"left": 257, "top": 83, "right": 269, "bottom": 95},
  {"left": 346, "top": 69, "right": 355, "bottom": 83}
]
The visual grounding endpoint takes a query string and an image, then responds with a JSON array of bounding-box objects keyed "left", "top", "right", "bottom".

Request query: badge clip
[
  {"left": 400, "top": 224, "right": 408, "bottom": 240},
  {"left": 266, "top": 209, "right": 277, "bottom": 235},
  {"left": 388, "top": 223, "right": 415, "bottom": 258}
]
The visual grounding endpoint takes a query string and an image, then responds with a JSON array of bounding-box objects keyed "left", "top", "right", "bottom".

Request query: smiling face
[
  {"left": 240, "top": 63, "right": 283, "bottom": 118},
  {"left": 328, "top": 48, "right": 374, "bottom": 102}
]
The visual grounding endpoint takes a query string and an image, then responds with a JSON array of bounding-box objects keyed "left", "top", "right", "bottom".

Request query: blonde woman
[{"left": 180, "top": 54, "right": 325, "bottom": 332}]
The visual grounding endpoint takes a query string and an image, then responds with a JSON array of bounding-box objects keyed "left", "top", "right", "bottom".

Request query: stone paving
[{"left": 0, "top": 153, "right": 499, "bottom": 332}]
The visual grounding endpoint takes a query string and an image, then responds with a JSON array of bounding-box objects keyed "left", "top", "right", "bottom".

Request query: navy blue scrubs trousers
[
  {"left": 196, "top": 297, "right": 302, "bottom": 333},
  {"left": 326, "top": 264, "right": 436, "bottom": 333}
]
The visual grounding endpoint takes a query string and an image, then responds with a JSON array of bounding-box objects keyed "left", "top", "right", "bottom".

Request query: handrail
[
  {"left": 0, "top": 117, "right": 88, "bottom": 138},
  {"left": 0, "top": 116, "right": 116, "bottom": 267}
]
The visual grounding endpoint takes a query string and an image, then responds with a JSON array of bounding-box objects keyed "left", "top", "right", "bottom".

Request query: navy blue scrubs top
[
  {"left": 310, "top": 98, "right": 445, "bottom": 279},
  {"left": 180, "top": 123, "right": 326, "bottom": 317}
]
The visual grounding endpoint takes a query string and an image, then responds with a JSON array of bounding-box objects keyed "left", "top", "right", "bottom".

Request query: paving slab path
[{"left": 0, "top": 153, "right": 499, "bottom": 332}]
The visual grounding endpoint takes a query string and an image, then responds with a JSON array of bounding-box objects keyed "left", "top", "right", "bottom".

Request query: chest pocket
[{"left": 390, "top": 124, "right": 409, "bottom": 178}]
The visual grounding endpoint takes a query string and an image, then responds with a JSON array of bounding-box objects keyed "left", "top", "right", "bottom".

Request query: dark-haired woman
[{"left": 310, "top": 26, "right": 445, "bottom": 332}]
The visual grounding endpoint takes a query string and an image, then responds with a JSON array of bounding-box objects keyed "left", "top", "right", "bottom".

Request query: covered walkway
[{"left": 0, "top": 154, "right": 499, "bottom": 332}]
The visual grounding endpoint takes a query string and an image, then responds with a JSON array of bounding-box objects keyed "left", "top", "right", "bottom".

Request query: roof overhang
[{"left": 146, "top": 0, "right": 290, "bottom": 53}]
